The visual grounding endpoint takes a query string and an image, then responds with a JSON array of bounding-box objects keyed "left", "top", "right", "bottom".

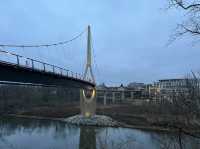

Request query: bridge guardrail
[{"left": 0, "top": 49, "right": 92, "bottom": 84}]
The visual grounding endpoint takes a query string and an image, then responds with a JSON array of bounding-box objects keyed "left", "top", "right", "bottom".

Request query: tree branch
[
  {"left": 172, "top": 0, "right": 200, "bottom": 10},
  {"left": 181, "top": 24, "right": 200, "bottom": 35}
]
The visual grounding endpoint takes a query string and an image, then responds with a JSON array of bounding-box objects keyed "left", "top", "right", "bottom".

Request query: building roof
[{"left": 159, "top": 78, "right": 185, "bottom": 82}]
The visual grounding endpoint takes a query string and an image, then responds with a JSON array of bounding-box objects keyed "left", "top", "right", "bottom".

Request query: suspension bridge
[{"left": 0, "top": 25, "right": 97, "bottom": 117}]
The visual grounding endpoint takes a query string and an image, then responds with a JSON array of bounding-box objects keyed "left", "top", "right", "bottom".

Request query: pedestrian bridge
[
  {"left": 0, "top": 49, "right": 95, "bottom": 89},
  {"left": 0, "top": 25, "right": 97, "bottom": 117},
  {"left": 0, "top": 26, "right": 95, "bottom": 89}
]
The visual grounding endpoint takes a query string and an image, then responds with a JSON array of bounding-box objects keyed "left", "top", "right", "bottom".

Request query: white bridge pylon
[{"left": 80, "top": 25, "right": 96, "bottom": 118}]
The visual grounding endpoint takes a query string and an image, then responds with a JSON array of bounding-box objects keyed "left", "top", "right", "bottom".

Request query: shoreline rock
[{"left": 64, "top": 115, "right": 119, "bottom": 127}]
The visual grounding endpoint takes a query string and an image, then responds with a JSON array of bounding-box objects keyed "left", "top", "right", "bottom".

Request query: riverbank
[
  {"left": 4, "top": 114, "right": 175, "bottom": 132},
  {"left": 3, "top": 104, "right": 200, "bottom": 133},
  {"left": 1, "top": 116, "right": 198, "bottom": 149}
]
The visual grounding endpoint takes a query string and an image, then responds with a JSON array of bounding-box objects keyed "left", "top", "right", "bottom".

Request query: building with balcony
[
  {"left": 96, "top": 83, "right": 148, "bottom": 105},
  {"left": 154, "top": 78, "right": 200, "bottom": 101}
]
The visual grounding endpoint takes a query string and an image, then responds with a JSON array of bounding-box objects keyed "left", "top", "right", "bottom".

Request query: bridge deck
[{"left": 0, "top": 50, "right": 95, "bottom": 88}]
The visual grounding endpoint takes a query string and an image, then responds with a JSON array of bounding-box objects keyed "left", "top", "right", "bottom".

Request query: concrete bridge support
[
  {"left": 80, "top": 88, "right": 96, "bottom": 117},
  {"left": 81, "top": 25, "right": 96, "bottom": 118}
]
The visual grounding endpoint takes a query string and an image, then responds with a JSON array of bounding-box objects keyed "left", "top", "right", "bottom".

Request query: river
[{"left": 0, "top": 117, "right": 199, "bottom": 149}]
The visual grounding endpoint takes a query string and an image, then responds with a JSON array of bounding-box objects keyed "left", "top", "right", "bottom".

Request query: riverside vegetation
[{"left": 0, "top": 80, "right": 199, "bottom": 136}]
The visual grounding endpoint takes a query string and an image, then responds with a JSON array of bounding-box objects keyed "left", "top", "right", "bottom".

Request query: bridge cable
[
  {"left": 91, "top": 33, "right": 100, "bottom": 82},
  {"left": 0, "top": 28, "right": 86, "bottom": 48}
]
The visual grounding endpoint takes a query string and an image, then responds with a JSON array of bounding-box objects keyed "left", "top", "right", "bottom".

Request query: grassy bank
[{"left": 4, "top": 104, "right": 199, "bottom": 133}]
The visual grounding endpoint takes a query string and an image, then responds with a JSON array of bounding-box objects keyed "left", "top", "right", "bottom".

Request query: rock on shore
[{"left": 64, "top": 115, "right": 119, "bottom": 127}]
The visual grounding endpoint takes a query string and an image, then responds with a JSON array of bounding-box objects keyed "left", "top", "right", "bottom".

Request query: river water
[{"left": 0, "top": 117, "right": 199, "bottom": 149}]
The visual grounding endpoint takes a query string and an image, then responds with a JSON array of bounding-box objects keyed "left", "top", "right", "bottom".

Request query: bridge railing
[{"left": 0, "top": 49, "right": 92, "bottom": 83}]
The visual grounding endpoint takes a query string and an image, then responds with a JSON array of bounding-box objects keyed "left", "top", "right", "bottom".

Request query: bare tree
[
  {"left": 166, "top": 72, "right": 200, "bottom": 140},
  {"left": 168, "top": 0, "right": 200, "bottom": 41}
]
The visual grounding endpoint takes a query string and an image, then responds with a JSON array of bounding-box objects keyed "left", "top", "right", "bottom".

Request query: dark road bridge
[{"left": 0, "top": 25, "right": 97, "bottom": 117}]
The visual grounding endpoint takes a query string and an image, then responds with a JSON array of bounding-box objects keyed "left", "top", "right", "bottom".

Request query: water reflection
[
  {"left": 80, "top": 127, "right": 96, "bottom": 149},
  {"left": 0, "top": 117, "right": 199, "bottom": 149},
  {"left": 150, "top": 132, "right": 200, "bottom": 149}
]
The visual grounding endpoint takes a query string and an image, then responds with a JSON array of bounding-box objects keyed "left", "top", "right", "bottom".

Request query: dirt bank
[{"left": 6, "top": 104, "right": 200, "bottom": 133}]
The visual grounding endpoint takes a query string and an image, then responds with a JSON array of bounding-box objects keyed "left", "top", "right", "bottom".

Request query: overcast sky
[{"left": 0, "top": 0, "right": 199, "bottom": 85}]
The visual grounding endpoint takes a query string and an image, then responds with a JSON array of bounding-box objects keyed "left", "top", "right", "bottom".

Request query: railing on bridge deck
[{"left": 0, "top": 49, "right": 92, "bottom": 83}]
